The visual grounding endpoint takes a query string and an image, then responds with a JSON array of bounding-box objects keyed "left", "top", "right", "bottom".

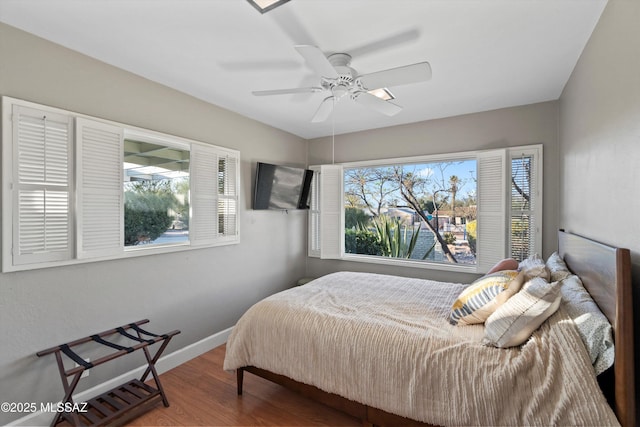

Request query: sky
[
  {"left": 412, "top": 159, "right": 477, "bottom": 199},
  {"left": 344, "top": 158, "right": 477, "bottom": 206}
]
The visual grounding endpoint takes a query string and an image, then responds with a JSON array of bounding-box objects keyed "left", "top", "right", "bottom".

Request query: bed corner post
[
  {"left": 614, "top": 248, "right": 635, "bottom": 427},
  {"left": 237, "top": 367, "right": 244, "bottom": 395}
]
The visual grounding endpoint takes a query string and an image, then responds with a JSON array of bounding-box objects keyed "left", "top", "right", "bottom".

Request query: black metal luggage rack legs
[{"left": 37, "top": 320, "right": 180, "bottom": 427}]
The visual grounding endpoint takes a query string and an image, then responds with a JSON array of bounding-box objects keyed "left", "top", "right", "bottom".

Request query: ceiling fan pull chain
[{"left": 331, "top": 96, "right": 336, "bottom": 165}]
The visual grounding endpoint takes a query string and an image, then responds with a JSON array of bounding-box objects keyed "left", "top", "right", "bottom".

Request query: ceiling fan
[{"left": 252, "top": 45, "right": 432, "bottom": 123}]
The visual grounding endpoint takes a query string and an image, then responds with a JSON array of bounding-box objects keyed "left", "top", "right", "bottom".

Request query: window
[
  {"left": 309, "top": 146, "right": 542, "bottom": 273},
  {"left": 2, "top": 97, "right": 240, "bottom": 272},
  {"left": 342, "top": 159, "right": 477, "bottom": 266},
  {"left": 123, "top": 138, "right": 190, "bottom": 248}
]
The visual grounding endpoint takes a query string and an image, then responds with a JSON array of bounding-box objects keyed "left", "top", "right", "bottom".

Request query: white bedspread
[{"left": 224, "top": 271, "right": 619, "bottom": 426}]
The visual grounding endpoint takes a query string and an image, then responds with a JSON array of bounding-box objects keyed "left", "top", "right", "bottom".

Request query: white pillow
[
  {"left": 518, "top": 254, "right": 551, "bottom": 281},
  {"left": 561, "top": 275, "right": 614, "bottom": 375},
  {"left": 483, "top": 277, "right": 561, "bottom": 348},
  {"left": 546, "top": 251, "right": 572, "bottom": 282}
]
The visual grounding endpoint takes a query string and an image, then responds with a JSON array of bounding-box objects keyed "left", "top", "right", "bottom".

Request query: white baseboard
[{"left": 10, "top": 327, "right": 233, "bottom": 427}]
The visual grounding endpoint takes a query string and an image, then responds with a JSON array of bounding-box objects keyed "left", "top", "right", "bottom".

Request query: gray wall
[
  {"left": 0, "top": 23, "right": 308, "bottom": 425},
  {"left": 559, "top": 0, "right": 640, "bottom": 270},
  {"left": 307, "top": 101, "right": 560, "bottom": 284},
  {"left": 559, "top": 0, "right": 639, "bottom": 416}
]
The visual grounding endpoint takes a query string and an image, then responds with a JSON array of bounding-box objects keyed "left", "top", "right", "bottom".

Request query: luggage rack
[{"left": 37, "top": 320, "right": 180, "bottom": 427}]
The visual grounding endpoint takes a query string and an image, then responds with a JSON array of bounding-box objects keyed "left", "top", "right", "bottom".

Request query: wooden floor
[{"left": 125, "top": 344, "right": 361, "bottom": 426}]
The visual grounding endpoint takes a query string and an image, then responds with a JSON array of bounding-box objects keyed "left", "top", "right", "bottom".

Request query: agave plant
[{"left": 363, "top": 215, "right": 434, "bottom": 260}]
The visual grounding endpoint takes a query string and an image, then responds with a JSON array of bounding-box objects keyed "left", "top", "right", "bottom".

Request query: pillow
[
  {"left": 518, "top": 253, "right": 550, "bottom": 281},
  {"left": 449, "top": 270, "right": 523, "bottom": 326},
  {"left": 487, "top": 258, "right": 519, "bottom": 274},
  {"left": 561, "top": 275, "right": 614, "bottom": 375},
  {"left": 483, "top": 277, "right": 561, "bottom": 348},
  {"left": 546, "top": 251, "right": 572, "bottom": 282}
]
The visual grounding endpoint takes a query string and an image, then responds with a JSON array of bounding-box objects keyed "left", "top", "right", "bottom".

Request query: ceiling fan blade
[
  {"left": 311, "top": 97, "right": 335, "bottom": 123},
  {"left": 346, "top": 29, "right": 420, "bottom": 59},
  {"left": 354, "top": 92, "right": 402, "bottom": 117},
  {"left": 359, "top": 62, "right": 432, "bottom": 90},
  {"left": 295, "top": 45, "right": 339, "bottom": 79},
  {"left": 252, "top": 87, "right": 323, "bottom": 96}
]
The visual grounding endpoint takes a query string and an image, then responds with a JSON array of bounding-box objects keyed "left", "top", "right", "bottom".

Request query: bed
[{"left": 224, "top": 231, "right": 636, "bottom": 426}]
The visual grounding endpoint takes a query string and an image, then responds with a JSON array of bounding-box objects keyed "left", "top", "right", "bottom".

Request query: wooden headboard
[{"left": 558, "top": 230, "right": 636, "bottom": 427}]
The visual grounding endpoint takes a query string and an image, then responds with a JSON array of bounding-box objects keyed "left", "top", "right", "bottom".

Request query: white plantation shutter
[
  {"left": 319, "top": 164, "right": 343, "bottom": 259},
  {"left": 191, "top": 144, "right": 240, "bottom": 245},
  {"left": 218, "top": 153, "right": 239, "bottom": 240},
  {"left": 76, "top": 118, "right": 124, "bottom": 258},
  {"left": 190, "top": 144, "right": 218, "bottom": 244},
  {"left": 509, "top": 146, "right": 542, "bottom": 261},
  {"left": 308, "top": 166, "right": 321, "bottom": 257},
  {"left": 12, "top": 105, "right": 73, "bottom": 265},
  {"left": 476, "top": 149, "right": 507, "bottom": 273}
]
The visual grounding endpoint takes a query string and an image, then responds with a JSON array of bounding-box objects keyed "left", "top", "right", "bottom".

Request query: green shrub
[
  {"left": 443, "top": 232, "right": 456, "bottom": 245},
  {"left": 124, "top": 204, "right": 173, "bottom": 246},
  {"left": 124, "top": 180, "right": 177, "bottom": 246},
  {"left": 345, "top": 228, "right": 384, "bottom": 255},
  {"left": 345, "top": 207, "right": 370, "bottom": 229}
]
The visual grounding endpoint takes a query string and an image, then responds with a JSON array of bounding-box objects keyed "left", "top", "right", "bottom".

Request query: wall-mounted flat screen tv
[{"left": 253, "top": 162, "right": 314, "bottom": 210}]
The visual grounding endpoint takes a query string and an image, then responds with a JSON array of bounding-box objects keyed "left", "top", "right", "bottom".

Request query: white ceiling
[{"left": 0, "top": 0, "right": 607, "bottom": 139}]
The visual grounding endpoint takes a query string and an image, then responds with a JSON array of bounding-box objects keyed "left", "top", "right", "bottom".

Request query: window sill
[
  {"left": 3, "top": 237, "right": 239, "bottom": 272},
  {"left": 339, "top": 253, "right": 479, "bottom": 273}
]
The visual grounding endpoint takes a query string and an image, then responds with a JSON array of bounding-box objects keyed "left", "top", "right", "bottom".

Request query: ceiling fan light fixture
[
  {"left": 246, "top": 0, "right": 290, "bottom": 14},
  {"left": 368, "top": 87, "right": 395, "bottom": 101}
]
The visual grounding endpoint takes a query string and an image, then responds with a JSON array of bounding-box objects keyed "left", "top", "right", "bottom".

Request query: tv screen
[{"left": 254, "top": 162, "right": 313, "bottom": 210}]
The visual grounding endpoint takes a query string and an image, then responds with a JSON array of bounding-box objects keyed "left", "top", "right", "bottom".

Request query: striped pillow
[
  {"left": 483, "top": 277, "right": 561, "bottom": 348},
  {"left": 450, "top": 270, "right": 522, "bottom": 326}
]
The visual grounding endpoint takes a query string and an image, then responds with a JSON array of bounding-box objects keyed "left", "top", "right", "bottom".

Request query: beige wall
[
  {"left": 560, "top": 0, "right": 640, "bottom": 262},
  {"left": 0, "top": 23, "right": 308, "bottom": 425},
  {"left": 307, "top": 102, "right": 560, "bottom": 283},
  {"left": 559, "top": 0, "right": 640, "bottom": 414}
]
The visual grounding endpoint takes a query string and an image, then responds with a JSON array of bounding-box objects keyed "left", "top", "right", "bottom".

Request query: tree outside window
[{"left": 344, "top": 159, "right": 477, "bottom": 265}]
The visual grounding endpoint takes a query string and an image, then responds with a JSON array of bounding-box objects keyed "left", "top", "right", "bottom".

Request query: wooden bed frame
[
  {"left": 236, "top": 230, "right": 636, "bottom": 427},
  {"left": 558, "top": 230, "right": 636, "bottom": 427}
]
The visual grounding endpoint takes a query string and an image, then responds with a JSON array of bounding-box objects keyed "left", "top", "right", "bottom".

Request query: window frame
[
  {"left": 309, "top": 145, "right": 542, "bottom": 274},
  {"left": 2, "top": 96, "right": 240, "bottom": 272}
]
